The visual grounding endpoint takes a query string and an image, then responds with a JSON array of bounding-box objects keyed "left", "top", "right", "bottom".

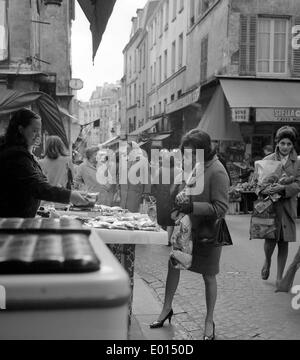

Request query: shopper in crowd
[
  {"left": 39, "top": 135, "right": 74, "bottom": 189},
  {"left": 119, "top": 141, "right": 151, "bottom": 213},
  {"left": 151, "top": 148, "right": 178, "bottom": 246},
  {"left": 260, "top": 126, "right": 300, "bottom": 287},
  {"left": 149, "top": 129, "right": 230, "bottom": 340},
  {"left": 0, "top": 108, "right": 88, "bottom": 218},
  {"left": 74, "top": 146, "right": 115, "bottom": 206},
  {"left": 263, "top": 144, "right": 273, "bottom": 157}
]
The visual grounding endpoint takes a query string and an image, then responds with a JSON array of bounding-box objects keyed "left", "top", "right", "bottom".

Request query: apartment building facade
[
  {"left": 0, "top": 0, "right": 76, "bottom": 145},
  {"left": 122, "top": 1, "right": 159, "bottom": 140},
  {"left": 146, "top": 0, "right": 189, "bottom": 147},
  {"left": 76, "top": 83, "right": 121, "bottom": 148},
  {"left": 184, "top": 0, "right": 300, "bottom": 158},
  {"left": 123, "top": 0, "right": 300, "bottom": 154}
]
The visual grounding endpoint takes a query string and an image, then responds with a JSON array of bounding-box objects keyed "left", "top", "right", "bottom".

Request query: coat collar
[{"left": 273, "top": 147, "right": 298, "bottom": 163}]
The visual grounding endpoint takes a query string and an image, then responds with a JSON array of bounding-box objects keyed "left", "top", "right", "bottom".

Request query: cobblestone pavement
[{"left": 134, "top": 215, "right": 300, "bottom": 340}]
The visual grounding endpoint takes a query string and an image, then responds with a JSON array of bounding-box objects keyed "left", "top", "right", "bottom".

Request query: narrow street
[{"left": 134, "top": 215, "right": 300, "bottom": 340}]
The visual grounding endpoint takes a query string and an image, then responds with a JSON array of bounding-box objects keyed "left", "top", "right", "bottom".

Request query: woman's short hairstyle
[
  {"left": 275, "top": 126, "right": 297, "bottom": 145},
  {"left": 180, "top": 129, "right": 216, "bottom": 162},
  {"left": 45, "top": 135, "right": 68, "bottom": 160},
  {"left": 85, "top": 146, "right": 99, "bottom": 160},
  {"left": 4, "top": 108, "right": 41, "bottom": 147}
]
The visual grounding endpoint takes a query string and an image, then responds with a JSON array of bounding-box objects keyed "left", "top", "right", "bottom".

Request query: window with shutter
[
  {"left": 239, "top": 15, "right": 257, "bottom": 75},
  {"left": 249, "top": 16, "right": 257, "bottom": 74},
  {"left": 292, "top": 17, "right": 300, "bottom": 77}
]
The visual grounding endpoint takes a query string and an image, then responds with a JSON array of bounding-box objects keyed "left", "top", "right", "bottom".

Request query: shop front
[
  {"left": 197, "top": 76, "right": 300, "bottom": 214},
  {"left": 219, "top": 77, "right": 300, "bottom": 157},
  {"left": 166, "top": 86, "right": 201, "bottom": 148}
]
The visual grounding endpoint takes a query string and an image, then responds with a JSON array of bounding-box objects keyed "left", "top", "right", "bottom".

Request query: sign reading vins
[{"left": 231, "top": 108, "right": 250, "bottom": 122}]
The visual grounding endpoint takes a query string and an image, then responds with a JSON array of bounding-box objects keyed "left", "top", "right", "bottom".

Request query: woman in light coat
[{"left": 260, "top": 126, "right": 300, "bottom": 287}]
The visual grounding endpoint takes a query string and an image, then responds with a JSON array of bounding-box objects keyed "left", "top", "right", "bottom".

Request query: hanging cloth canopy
[
  {"left": 78, "top": 0, "right": 117, "bottom": 62},
  {"left": 197, "top": 86, "right": 243, "bottom": 141},
  {"left": 0, "top": 89, "right": 69, "bottom": 147}
]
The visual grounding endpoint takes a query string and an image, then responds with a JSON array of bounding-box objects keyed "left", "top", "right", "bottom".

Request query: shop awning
[
  {"left": 0, "top": 89, "right": 69, "bottom": 147},
  {"left": 130, "top": 118, "right": 161, "bottom": 136},
  {"left": 219, "top": 78, "right": 300, "bottom": 108},
  {"left": 77, "top": 0, "right": 117, "bottom": 62},
  {"left": 198, "top": 86, "right": 243, "bottom": 141}
]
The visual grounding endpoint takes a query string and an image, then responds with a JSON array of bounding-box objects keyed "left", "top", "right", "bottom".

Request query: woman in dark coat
[
  {"left": 149, "top": 129, "right": 230, "bottom": 340},
  {"left": 0, "top": 108, "right": 88, "bottom": 218},
  {"left": 260, "top": 126, "right": 300, "bottom": 287}
]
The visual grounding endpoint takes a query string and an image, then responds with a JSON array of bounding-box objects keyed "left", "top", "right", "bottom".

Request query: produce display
[{"left": 59, "top": 205, "right": 162, "bottom": 232}]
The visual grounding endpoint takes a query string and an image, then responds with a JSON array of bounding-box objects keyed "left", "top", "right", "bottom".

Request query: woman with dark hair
[
  {"left": 150, "top": 129, "right": 230, "bottom": 340},
  {"left": 260, "top": 126, "right": 300, "bottom": 288},
  {"left": 0, "top": 108, "right": 88, "bottom": 218},
  {"left": 39, "top": 135, "right": 74, "bottom": 189}
]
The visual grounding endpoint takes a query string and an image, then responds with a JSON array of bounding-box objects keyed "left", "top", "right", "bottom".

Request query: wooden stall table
[{"left": 57, "top": 210, "right": 168, "bottom": 324}]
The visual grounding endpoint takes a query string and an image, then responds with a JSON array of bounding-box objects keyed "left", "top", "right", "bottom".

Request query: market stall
[{"left": 55, "top": 205, "right": 168, "bottom": 322}]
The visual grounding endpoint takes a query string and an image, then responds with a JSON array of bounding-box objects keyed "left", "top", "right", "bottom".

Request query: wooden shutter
[
  {"left": 239, "top": 15, "right": 248, "bottom": 75},
  {"left": 292, "top": 17, "right": 300, "bottom": 77},
  {"left": 200, "top": 35, "right": 208, "bottom": 83},
  {"left": 248, "top": 15, "right": 257, "bottom": 75},
  {"left": 239, "top": 14, "right": 257, "bottom": 75}
]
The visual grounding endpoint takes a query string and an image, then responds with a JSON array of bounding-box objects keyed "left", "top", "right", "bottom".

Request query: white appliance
[{"left": 0, "top": 231, "right": 130, "bottom": 340}]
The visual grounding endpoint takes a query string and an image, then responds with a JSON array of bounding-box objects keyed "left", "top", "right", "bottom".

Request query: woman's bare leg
[
  {"left": 157, "top": 261, "right": 180, "bottom": 321},
  {"left": 277, "top": 242, "right": 289, "bottom": 283},
  {"left": 203, "top": 275, "right": 217, "bottom": 336}
]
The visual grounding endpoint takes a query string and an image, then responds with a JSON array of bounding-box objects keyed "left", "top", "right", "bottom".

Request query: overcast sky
[{"left": 71, "top": 0, "right": 148, "bottom": 102}]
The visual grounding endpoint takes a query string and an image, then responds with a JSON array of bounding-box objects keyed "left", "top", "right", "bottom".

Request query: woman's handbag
[
  {"left": 195, "top": 217, "right": 233, "bottom": 247},
  {"left": 169, "top": 214, "right": 193, "bottom": 270},
  {"left": 249, "top": 199, "right": 277, "bottom": 240}
]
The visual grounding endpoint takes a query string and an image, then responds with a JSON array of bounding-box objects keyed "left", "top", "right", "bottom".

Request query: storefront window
[{"left": 257, "top": 18, "right": 289, "bottom": 74}]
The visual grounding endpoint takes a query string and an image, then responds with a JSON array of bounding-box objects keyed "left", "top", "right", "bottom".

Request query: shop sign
[
  {"left": 231, "top": 108, "right": 250, "bottom": 122},
  {"left": 166, "top": 87, "right": 200, "bottom": 114},
  {"left": 256, "top": 108, "right": 300, "bottom": 122}
]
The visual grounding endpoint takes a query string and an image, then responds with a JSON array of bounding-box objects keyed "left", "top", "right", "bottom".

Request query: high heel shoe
[
  {"left": 149, "top": 309, "right": 173, "bottom": 329},
  {"left": 203, "top": 322, "right": 215, "bottom": 340},
  {"left": 261, "top": 262, "right": 270, "bottom": 280}
]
